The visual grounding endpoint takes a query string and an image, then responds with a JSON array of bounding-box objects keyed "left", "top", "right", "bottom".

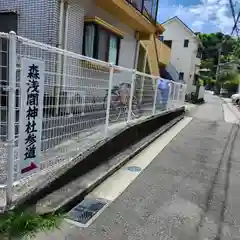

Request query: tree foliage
[
  {"left": 218, "top": 70, "right": 239, "bottom": 84},
  {"left": 197, "top": 32, "right": 240, "bottom": 93},
  {"left": 197, "top": 32, "right": 239, "bottom": 77},
  {"left": 233, "top": 39, "right": 240, "bottom": 59}
]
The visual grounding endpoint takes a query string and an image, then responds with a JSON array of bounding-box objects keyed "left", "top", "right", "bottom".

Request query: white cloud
[
  {"left": 192, "top": 20, "right": 205, "bottom": 30},
  {"left": 159, "top": 0, "right": 236, "bottom": 33}
]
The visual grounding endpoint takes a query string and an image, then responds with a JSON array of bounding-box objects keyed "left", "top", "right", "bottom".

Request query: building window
[
  {"left": 83, "top": 23, "right": 121, "bottom": 65},
  {"left": 184, "top": 39, "right": 189, "bottom": 48},
  {"left": 196, "top": 47, "right": 202, "bottom": 58},
  {"left": 179, "top": 72, "right": 184, "bottom": 80},
  {"left": 97, "top": 28, "right": 109, "bottom": 61},
  {"left": 193, "top": 74, "right": 199, "bottom": 85},
  {"left": 163, "top": 40, "right": 172, "bottom": 48},
  {"left": 159, "top": 35, "right": 164, "bottom": 41},
  {"left": 108, "top": 35, "right": 118, "bottom": 64},
  {"left": 84, "top": 24, "right": 95, "bottom": 58}
]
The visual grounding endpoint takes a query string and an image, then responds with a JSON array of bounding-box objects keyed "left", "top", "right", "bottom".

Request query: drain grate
[
  {"left": 67, "top": 198, "right": 107, "bottom": 225},
  {"left": 127, "top": 166, "right": 142, "bottom": 172}
]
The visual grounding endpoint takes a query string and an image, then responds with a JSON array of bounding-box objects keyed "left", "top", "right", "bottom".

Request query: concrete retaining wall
[{"left": 19, "top": 107, "right": 185, "bottom": 209}]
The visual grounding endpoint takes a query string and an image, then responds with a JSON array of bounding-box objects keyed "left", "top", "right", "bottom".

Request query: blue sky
[{"left": 157, "top": 0, "right": 240, "bottom": 34}]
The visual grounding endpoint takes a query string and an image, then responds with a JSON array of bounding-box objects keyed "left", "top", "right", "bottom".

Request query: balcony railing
[{"left": 126, "top": 0, "right": 159, "bottom": 23}]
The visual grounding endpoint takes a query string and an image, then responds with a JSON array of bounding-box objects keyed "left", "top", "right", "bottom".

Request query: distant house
[{"left": 160, "top": 16, "right": 203, "bottom": 93}]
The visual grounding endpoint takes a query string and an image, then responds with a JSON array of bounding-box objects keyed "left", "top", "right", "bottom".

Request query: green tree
[
  {"left": 218, "top": 69, "right": 240, "bottom": 93},
  {"left": 197, "top": 32, "right": 239, "bottom": 81},
  {"left": 233, "top": 39, "right": 240, "bottom": 59},
  {"left": 219, "top": 70, "right": 239, "bottom": 83}
]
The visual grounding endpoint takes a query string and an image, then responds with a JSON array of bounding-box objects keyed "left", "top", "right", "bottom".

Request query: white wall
[
  {"left": 63, "top": 0, "right": 137, "bottom": 98},
  {"left": 0, "top": 0, "right": 138, "bottom": 100},
  {"left": 198, "top": 86, "right": 205, "bottom": 99},
  {"left": 66, "top": 0, "right": 137, "bottom": 69},
  {"left": 162, "top": 20, "right": 200, "bottom": 93}
]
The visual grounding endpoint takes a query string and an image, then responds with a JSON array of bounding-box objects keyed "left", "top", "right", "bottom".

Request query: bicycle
[{"left": 104, "top": 83, "right": 141, "bottom": 122}]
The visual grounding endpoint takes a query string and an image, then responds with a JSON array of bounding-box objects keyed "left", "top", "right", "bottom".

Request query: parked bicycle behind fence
[{"left": 104, "top": 83, "right": 141, "bottom": 122}]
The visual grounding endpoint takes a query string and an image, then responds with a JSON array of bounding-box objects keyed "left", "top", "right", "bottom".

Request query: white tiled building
[
  {"left": 0, "top": 0, "right": 163, "bottom": 68},
  {"left": 0, "top": 0, "right": 136, "bottom": 68},
  {"left": 0, "top": 0, "right": 162, "bottom": 99}
]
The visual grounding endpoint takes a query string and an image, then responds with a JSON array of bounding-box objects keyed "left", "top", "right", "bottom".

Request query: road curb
[{"left": 221, "top": 98, "right": 240, "bottom": 124}]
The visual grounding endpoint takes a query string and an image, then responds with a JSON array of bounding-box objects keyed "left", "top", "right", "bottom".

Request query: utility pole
[
  {"left": 238, "top": 78, "right": 240, "bottom": 94},
  {"left": 238, "top": 63, "right": 240, "bottom": 94},
  {"left": 215, "top": 44, "right": 222, "bottom": 93}
]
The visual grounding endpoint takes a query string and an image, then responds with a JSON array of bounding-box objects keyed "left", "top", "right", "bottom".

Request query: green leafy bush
[
  {"left": 199, "top": 79, "right": 204, "bottom": 86},
  {"left": 0, "top": 210, "right": 63, "bottom": 239}
]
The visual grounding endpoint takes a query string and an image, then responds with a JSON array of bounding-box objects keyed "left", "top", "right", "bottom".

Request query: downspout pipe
[
  {"left": 55, "top": 0, "right": 65, "bottom": 116},
  {"left": 57, "top": 0, "right": 65, "bottom": 49},
  {"left": 63, "top": 4, "right": 70, "bottom": 113}
]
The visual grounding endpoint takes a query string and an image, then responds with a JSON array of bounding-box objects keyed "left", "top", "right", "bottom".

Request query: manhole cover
[
  {"left": 67, "top": 198, "right": 107, "bottom": 225},
  {"left": 127, "top": 166, "right": 142, "bottom": 172}
]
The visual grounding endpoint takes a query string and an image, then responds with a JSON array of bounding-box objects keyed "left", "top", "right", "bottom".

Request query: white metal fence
[{"left": 0, "top": 31, "right": 186, "bottom": 208}]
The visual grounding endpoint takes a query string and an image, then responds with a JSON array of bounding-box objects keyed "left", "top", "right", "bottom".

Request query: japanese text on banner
[{"left": 19, "top": 59, "right": 44, "bottom": 176}]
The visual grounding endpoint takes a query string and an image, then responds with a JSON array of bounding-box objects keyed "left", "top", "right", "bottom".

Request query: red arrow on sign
[{"left": 21, "top": 162, "right": 38, "bottom": 174}]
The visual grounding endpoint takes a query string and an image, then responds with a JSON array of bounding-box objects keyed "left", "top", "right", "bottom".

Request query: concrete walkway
[
  {"left": 222, "top": 97, "right": 240, "bottom": 124},
  {"left": 35, "top": 93, "right": 240, "bottom": 240}
]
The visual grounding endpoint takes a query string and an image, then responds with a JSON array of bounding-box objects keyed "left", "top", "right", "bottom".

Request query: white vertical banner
[{"left": 19, "top": 58, "right": 44, "bottom": 177}]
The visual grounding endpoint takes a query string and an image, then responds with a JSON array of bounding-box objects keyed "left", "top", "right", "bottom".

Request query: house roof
[{"left": 162, "top": 16, "right": 203, "bottom": 48}]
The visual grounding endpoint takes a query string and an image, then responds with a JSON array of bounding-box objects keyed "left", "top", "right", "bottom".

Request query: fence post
[
  {"left": 127, "top": 70, "right": 136, "bottom": 123},
  {"left": 152, "top": 78, "right": 158, "bottom": 115},
  {"left": 139, "top": 76, "right": 145, "bottom": 104},
  {"left": 167, "top": 81, "right": 172, "bottom": 109},
  {"left": 172, "top": 82, "right": 176, "bottom": 105},
  {"left": 183, "top": 85, "right": 187, "bottom": 104},
  {"left": 177, "top": 84, "right": 180, "bottom": 107},
  {"left": 105, "top": 64, "right": 114, "bottom": 137},
  {"left": 6, "top": 31, "right": 17, "bottom": 205}
]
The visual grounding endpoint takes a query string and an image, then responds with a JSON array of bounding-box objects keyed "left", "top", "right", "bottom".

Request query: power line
[
  {"left": 214, "top": 1, "right": 240, "bottom": 93},
  {"left": 231, "top": 11, "right": 240, "bottom": 36},
  {"left": 229, "top": 0, "right": 239, "bottom": 36},
  {"left": 229, "top": 0, "right": 236, "bottom": 22}
]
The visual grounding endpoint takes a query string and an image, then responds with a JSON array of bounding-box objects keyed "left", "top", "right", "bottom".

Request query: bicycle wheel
[
  {"left": 103, "top": 92, "right": 119, "bottom": 109},
  {"left": 109, "top": 104, "right": 122, "bottom": 122},
  {"left": 131, "top": 96, "right": 141, "bottom": 118},
  {"left": 103, "top": 95, "right": 108, "bottom": 110}
]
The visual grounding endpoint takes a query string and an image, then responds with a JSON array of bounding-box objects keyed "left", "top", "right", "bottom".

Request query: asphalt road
[{"left": 36, "top": 92, "right": 240, "bottom": 239}]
